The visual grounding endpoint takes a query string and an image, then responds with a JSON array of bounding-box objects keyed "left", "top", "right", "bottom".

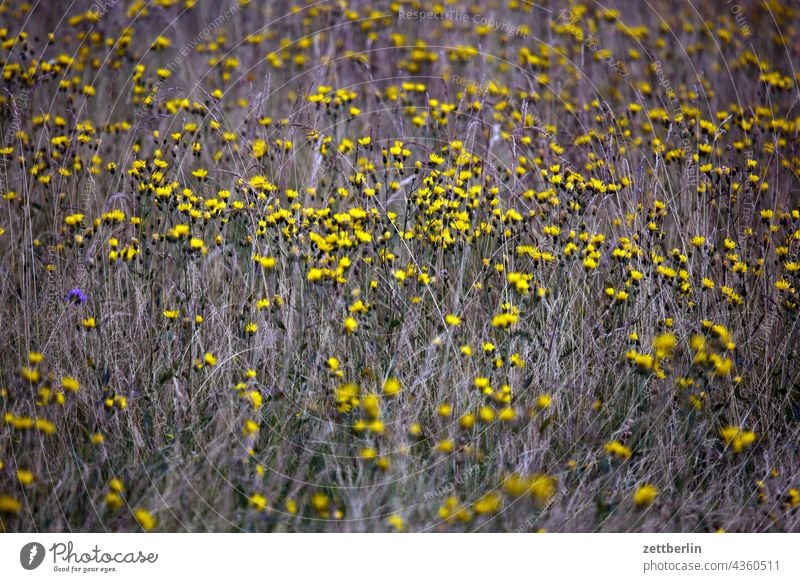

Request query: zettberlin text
[{"left": 643, "top": 543, "right": 702, "bottom": 554}]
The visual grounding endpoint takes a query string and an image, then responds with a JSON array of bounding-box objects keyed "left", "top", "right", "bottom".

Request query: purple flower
[{"left": 66, "top": 287, "right": 87, "bottom": 305}]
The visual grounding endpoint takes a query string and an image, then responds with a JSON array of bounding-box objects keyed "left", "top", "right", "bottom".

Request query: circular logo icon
[{"left": 20, "top": 542, "right": 46, "bottom": 570}]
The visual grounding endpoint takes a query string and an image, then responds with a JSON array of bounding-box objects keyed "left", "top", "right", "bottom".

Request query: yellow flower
[
  {"left": 633, "top": 484, "right": 659, "bottom": 507},
  {"left": 335, "top": 382, "right": 360, "bottom": 413},
  {"left": 311, "top": 492, "right": 330, "bottom": 516},
  {"left": 247, "top": 390, "right": 263, "bottom": 410},
  {"left": 62, "top": 376, "right": 80, "bottom": 392},
  {"left": 536, "top": 394, "right": 552, "bottom": 410},
  {"left": 249, "top": 493, "right": 268, "bottom": 511},
  {"left": 711, "top": 354, "right": 733, "bottom": 376},
  {"left": 653, "top": 332, "right": 677, "bottom": 359},
  {"left": 710, "top": 324, "right": 731, "bottom": 344},
  {"left": 285, "top": 499, "right": 298, "bottom": 515},
  {"left": 105, "top": 492, "right": 123, "bottom": 511},
  {"left": 429, "top": 152, "right": 444, "bottom": 165},
  {"left": 343, "top": 316, "right": 358, "bottom": 335},
  {"left": 20, "top": 367, "right": 40, "bottom": 384},
  {"left": 387, "top": 514, "right": 405, "bottom": 531},
  {"left": 474, "top": 377, "right": 491, "bottom": 392},
  {"left": 383, "top": 377, "right": 401, "bottom": 396},
  {"left": 258, "top": 255, "right": 276, "bottom": 270},
  {"left": 720, "top": 426, "right": 756, "bottom": 453},
  {"left": 204, "top": 352, "right": 217, "bottom": 366},
  {"left": 445, "top": 313, "right": 461, "bottom": 326},
  {"left": 604, "top": 440, "right": 632, "bottom": 459},
  {"left": 363, "top": 394, "right": 380, "bottom": 419},
  {"left": 134, "top": 508, "right": 157, "bottom": 531},
  {"left": 479, "top": 405, "right": 496, "bottom": 423},
  {"left": 17, "top": 469, "right": 35, "bottom": 486},
  {"left": 498, "top": 407, "right": 516, "bottom": 421},
  {"left": 436, "top": 439, "right": 455, "bottom": 453},
  {"left": 438, "top": 496, "right": 472, "bottom": 523},
  {"left": 491, "top": 312, "right": 519, "bottom": 328},
  {"left": 0, "top": 495, "right": 22, "bottom": 513},
  {"left": 529, "top": 474, "right": 557, "bottom": 507},
  {"left": 626, "top": 350, "right": 654, "bottom": 373},
  {"left": 459, "top": 413, "right": 475, "bottom": 430},
  {"left": 35, "top": 418, "right": 56, "bottom": 434},
  {"left": 473, "top": 492, "right": 503, "bottom": 514}
]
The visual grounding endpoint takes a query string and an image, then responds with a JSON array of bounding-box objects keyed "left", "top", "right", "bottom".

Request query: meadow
[{"left": 1, "top": 0, "right": 799, "bottom": 532}]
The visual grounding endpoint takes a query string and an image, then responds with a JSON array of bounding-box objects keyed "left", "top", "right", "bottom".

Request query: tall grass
[{"left": 0, "top": 0, "right": 798, "bottom": 532}]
